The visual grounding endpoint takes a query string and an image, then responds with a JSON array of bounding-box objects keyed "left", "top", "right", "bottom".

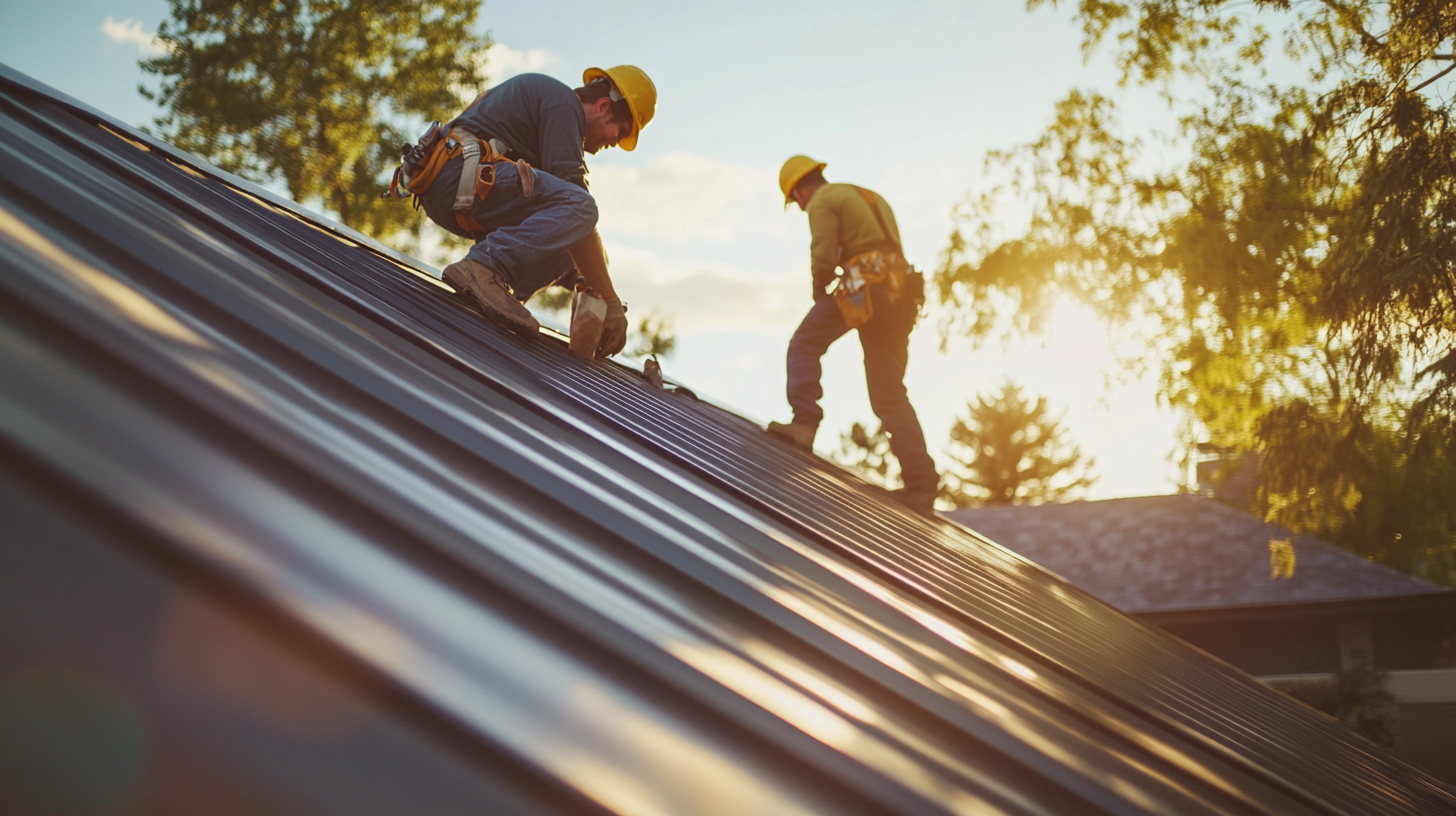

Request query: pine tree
[{"left": 941, "top": 380, "right": 1095, "bottom": 508}]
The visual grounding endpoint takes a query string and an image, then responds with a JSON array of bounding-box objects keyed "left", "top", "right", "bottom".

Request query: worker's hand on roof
[{"left": 599, "top": 298, "right": 628, "bottom": 357}]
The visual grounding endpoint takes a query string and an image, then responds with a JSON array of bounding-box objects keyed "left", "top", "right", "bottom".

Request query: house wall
[
  {"left": 1396, "top": 701, "right": 1456, "bottom": 782},
  {"left": 1162, "top": 619, "right": 1342, "bottom": 675},
  {"left": 1159, "top": 611, "right": 1450, "bottom": 676}
]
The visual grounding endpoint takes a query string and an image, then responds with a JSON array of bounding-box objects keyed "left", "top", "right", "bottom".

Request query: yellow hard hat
[
  {"left": 583, "top": 65, "right": 656, "bottom": 152},
  {"left": 779, "top": 155, "right": 826, "bottom": 206}
]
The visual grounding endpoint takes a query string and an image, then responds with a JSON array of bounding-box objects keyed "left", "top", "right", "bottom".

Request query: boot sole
[
  {"left": 443, "top": 269, "right": 539, "bottom": 337},
  {"left": 469, "top": 292, "right": 539, "bottom": 336},
  {"left": 766, "top": 425, "right": 814, "bottom": 451}
]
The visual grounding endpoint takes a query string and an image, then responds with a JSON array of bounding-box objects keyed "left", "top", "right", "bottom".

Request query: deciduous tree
[
  {"left": 141, "top": 0, "right": 488, "bottom": 249},
  {"left": 938, "top": 0, "right": 1456, "bottom": 579}
]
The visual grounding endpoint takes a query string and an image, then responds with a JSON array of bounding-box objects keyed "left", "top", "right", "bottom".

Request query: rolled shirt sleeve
[{"left": 537, "top": 100, "right": 588, "bottom": 189}]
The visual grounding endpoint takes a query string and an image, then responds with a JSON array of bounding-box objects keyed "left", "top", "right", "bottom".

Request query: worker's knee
[
  {"left": 867, "top": 381, "right": 911, "bottom": 415},
  {"left": 566, "top": 183, "right": 598, "bottom": 216},
  {"left": 788, "top": 315, "right": 843, "bottom": 360},
  {"left": 787, "top": 333, "right": 830, "bottom": 363},
  {"left": 869, "top": 397, "right": 907, "bottom": 422},
  {"left": 561, "top": 197, "right": 598, "bottom": 247},
  {"left": 550, "top": 180, "right": 598, "bottom": 234}
]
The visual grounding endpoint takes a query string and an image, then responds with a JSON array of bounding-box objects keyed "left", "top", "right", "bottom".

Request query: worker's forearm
[{"left": 567, "top": 229, "right": 617, "bottom": 301}]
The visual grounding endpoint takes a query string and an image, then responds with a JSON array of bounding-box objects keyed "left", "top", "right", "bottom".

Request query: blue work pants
[
  {"left": 420, "top": 157, "right": 596, "bottom": 300},
  {"left": 786, "top": 286, "right": 939, "bottom": 493}
]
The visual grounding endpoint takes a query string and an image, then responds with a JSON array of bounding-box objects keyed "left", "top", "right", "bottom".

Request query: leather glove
[{"left": 598, "top": 297, "right": 628, "bottom": 357}]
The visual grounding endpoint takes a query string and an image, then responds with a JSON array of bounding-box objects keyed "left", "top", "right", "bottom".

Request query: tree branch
[
  {"left": 1411, "top": 62, "right": 1456, "bottom": 94},
  {"left": 1314, "top": 0, "right": 1383, "bottom": 53}
]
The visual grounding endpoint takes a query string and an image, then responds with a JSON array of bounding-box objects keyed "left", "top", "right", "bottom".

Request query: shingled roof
[
  {"left": 3, "top": 63, "right": 1455, "bottom": 814},
  {"left": 946, "top": 495, "right": 1455, "bottom": 616}
]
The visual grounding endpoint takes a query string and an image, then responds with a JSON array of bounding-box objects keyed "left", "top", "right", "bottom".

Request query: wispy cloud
[
  {"left": 586, "top": 152, "right": 810, "bottom": 332},
  {"left": 482, "top": 44, "right": 561, "bottom": 84},
  {"left": 101, "top": 16, "right": 168, "bottom": 57},
  {"left": 606, "top": 249, "right": 804, "bottom": 333},
  {"left": 454, "top": 44, "right": 562, "bottom": 106},
  {"left": 592, "top": 153, "right": 793, "bottom": 245}
]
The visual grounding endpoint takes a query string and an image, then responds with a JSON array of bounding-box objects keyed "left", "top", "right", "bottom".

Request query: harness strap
[
  {"left": 854, "top": 186, "right": 903, "bottom": 256},
  {"left": 518, "top": 159, "right": 534, "bottom": 198},
  {"left": 844, "top": 188, "right": 911, "bottom": 306},
  {"left": 384, "top": 115, "right": 529, "bottom": 241},
  {"left": 454, "top": 129, "right": 482, "bottom": 213},
  {"left": 454, "top": 159, "right": 493, "bottom": 240}
]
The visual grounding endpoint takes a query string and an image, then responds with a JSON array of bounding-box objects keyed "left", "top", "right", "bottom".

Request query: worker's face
[{"left": 582, "top": 96, "right": 633, "bottom": 154}]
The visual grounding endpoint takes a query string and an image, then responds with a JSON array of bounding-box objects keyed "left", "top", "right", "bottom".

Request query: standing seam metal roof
[{"left": 2, "top": 64, "right": 1454, "bottom": 814}]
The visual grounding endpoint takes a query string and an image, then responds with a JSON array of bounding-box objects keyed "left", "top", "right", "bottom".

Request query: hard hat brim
[
  {"left": 583, "top": 66, "right": 640, "bottom": 152},
  {"left": 782, "top": 161, "right": 827, "bottom": 207}
]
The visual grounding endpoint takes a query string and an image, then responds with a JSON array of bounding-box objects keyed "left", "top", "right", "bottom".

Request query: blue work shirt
[{"left": 449, "top": 73, "right": 588, "bottom": 189}]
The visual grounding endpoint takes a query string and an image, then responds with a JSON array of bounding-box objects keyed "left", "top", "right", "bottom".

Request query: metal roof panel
[{"left": 2, "top": 64, "right": 1453, "bottom": 814}]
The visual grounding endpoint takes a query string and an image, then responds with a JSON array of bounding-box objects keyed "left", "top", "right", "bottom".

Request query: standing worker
[
  {"left": 386, "top": 66, "right": 655, "bottom": 357},
  {"left": 767, "top": 156, "right": 940, "bottom": 514}
]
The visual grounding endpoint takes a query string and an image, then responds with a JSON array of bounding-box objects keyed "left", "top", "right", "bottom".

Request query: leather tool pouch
[
  {"left": 905, "top": 266, "right": 925, "bottom": 308},
  {"left": 833, "top": 269, "right": 874, "bottom": 329},
  {"left": 883, "top": 258, "right": 906, "bottom": 303}
]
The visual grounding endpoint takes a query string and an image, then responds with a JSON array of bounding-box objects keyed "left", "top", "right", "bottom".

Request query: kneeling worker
[
  {"left": 768, "top": 156, "right": 940, "bottom": 514},
  {"left": 388, "top": 65, "right": 655, "bottom": 357}
]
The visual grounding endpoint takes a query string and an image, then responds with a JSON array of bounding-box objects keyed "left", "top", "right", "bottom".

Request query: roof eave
[{"left": 1133, "top": 590, "right": 1456, "bottom": 627}]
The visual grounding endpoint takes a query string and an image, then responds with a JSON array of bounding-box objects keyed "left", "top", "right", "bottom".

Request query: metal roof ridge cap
[
  {"left": 0, "top": 61, "right": 438, "bottom": 276},
  {"left": 1132, "top": 590, "right": 1456, "bottom": 616}
]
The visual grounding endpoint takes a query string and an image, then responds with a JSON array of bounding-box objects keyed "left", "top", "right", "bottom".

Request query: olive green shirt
[{"left": 806, "top": 182, "right": 902, "bottom": 297}]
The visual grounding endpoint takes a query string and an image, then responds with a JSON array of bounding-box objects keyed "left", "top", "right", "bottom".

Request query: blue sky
[{"left": 0, "top": 0, "right": 1187, "bottom": 498}]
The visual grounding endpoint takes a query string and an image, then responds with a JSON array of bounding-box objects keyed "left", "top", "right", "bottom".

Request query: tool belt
[
  {"left": 383, "top": 121, "right": 533, "bottom": 241},
  {"left": 833, "top": 249, "right": 910, "bottom": 329}
]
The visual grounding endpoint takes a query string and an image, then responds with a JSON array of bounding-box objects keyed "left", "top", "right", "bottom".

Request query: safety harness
[
  {"left": 833, "top": 187, "right": 919, "bottom": 328},
  {"left": 383, "top": 106, "right": 534, "bottom": 242}
]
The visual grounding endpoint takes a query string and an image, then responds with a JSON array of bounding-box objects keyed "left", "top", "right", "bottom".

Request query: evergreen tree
[
  {"left": 940, "top": 381, "right": 1095, "bottom": 508},
  {"left": 141, "top": 0, "right": 488, "bottom": 250}
]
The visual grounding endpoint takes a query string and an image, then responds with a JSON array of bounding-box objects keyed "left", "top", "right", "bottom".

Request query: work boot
[
  {"left": 442, "top": 258, "right": 539, "bottom": 336},
  {"left": 767, "top": 421, "right": 816, "bottom": 451},
  {"left": 890, "top": 487, "right": 938, "bottom": 516}
]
